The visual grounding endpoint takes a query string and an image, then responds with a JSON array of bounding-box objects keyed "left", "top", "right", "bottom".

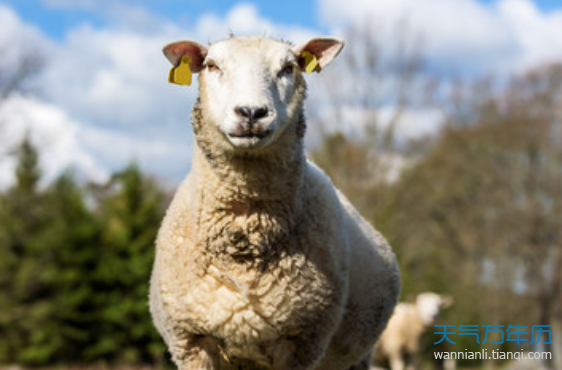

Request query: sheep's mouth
[
  {"left": 228, "top": 121, "right": 272, "bottom": 139},
  {"left": 224, "top": 119, "right": 277, "bottom": 149},
  {"left": 228, "top": 131, "right": 271, "bottom": 139},
  {"left": 226, "top": 130, "right": 274, "bottom": 149}
]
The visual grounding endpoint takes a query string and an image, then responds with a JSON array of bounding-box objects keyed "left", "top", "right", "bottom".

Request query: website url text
[{"left": 434, "top": 350, "right": 551, "bottom": 361}]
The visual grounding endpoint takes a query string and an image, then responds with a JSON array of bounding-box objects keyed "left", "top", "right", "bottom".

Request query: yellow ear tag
[
  {"left": 301, "top": 51, "right": 319, "bottom": 74},
  {"left": 168, "top": 55, "right": 192, "bottom": 86}
]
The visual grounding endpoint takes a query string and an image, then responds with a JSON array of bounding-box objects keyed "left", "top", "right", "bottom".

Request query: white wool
[{"left": 151, "top": 35, "right": 400, "bottom": 370}]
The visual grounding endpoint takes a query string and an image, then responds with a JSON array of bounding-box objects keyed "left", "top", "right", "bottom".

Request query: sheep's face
[
  {"left": 163, "top": 36, "right": 344, "bottom": 152},
  {"left": 416, "top": 293, "right": 454, "bottom": 325},
  {"left": 200, "top": 38, "right": 302, "bottom": 150}
]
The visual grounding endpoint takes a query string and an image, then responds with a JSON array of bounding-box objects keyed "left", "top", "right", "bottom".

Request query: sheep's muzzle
[{"left": 228, "top": 120, "right": 272, "bottom": 139}]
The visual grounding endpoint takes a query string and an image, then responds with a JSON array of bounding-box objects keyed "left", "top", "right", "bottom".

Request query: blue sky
[
  {"left": 478, "top": 0, "right": 560, "bottom": 10},
  {"left": 1, "top": 0, "right": 321, "bottom": 40},
  {"left": 1, "top": 0, "right": 562, "bottom": 187},
  {"left": 5, "top": 0, "right": 560, "bottom": 41}
]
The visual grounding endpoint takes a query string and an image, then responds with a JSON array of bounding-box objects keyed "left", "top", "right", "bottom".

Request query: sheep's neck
[
  {"left": 192, "top": 145, "right": 304, "bottom": 270},
  {"left": 194, "top": 147, "right": 303, "bottom": 206}
]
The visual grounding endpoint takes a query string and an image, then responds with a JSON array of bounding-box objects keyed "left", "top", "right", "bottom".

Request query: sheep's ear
[
  {"left": 163, "top": 41, "right": 207, "bottom": 72},
  {"left": 163, "top": 41, "right": 207, "bottom": 86},
  {"left": 294, "top": 37, "right": 344, "bottom": 74}
]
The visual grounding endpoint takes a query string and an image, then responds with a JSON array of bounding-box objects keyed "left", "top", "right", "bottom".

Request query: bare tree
[
  {"left": 501, "top": 65, "right": 562, "bottom": 369},
  {"left": 311, "top": 21, "right": 439, "bottom": 217},
  {"left": 0, "top": 51, "right": 43, "bottom": 100},
  {"left": 386, "top": 63, "right": 562, "bottom": 369},
  {"left": 0, "top": 38, "right": 45, "bottom": 157}
]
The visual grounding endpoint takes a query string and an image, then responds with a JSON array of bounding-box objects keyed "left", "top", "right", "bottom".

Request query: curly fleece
[{"left": 150, "top": 37, "right": 400, "bottom": 370}]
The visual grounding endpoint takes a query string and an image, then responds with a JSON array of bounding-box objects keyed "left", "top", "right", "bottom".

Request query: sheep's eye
[
  {"left": 206, "top": 61, "right": 220, "bottom": 72},
  {"left": 278, "top": 64, "right": 294, "bottom": 78}
]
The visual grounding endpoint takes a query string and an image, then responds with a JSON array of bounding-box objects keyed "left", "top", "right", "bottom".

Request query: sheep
[
  {"left": 149, "top": 35, "right": 400, "bottom": 370},
  {"left": 373, "top": 292, "right": 453, "bottom": 370}
]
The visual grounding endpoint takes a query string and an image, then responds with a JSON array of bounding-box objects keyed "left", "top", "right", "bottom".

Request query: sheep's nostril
[
  {"left": 235, "top": 106, "right": 252, "bottom": 119},
  {"left": 234, "top": 106, "right": 269, "bottom": 121},
  {"left": 253, "top": 107, "right": 268, "bottom": 120}
]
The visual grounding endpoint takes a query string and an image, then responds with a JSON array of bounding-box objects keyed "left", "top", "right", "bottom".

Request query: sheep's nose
[{"left": 234, "top": 106, "right": 269, "bottom": 121}]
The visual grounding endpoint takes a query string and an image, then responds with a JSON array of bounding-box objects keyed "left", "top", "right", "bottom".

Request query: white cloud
[
  {"left": 41, "top": 24, "right": 187, "bottom": 130},
  {"left": 77, "top": 123, "right": 193, "bottom": 182},
  {"left": 497, "top": 0, "right": 562, "bottom": 71},
  {"left": 0, "top": 4, "right": 44, "bottom": 51},
  {"left": 318, "top": 0, "right": 562, "bottom": 75},
  {"left": 195, "top": 3, "right": 317, "bottom": 44},
  {"left": 382, "top": 107, "right": 445, "bottom": 139},
  {"left": 309, "top": 103, "right": 444, "bottom": 140},
  {"left": 0, "top": 95, "right": 108, "bottom": 188},
  {"left": 196, "top": 3, "right": 275, "bottom": 40}
]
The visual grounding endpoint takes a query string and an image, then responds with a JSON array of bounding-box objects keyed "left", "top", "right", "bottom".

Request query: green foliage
[
  {"left": 88, "top": 164, "right": 167, "bottom": 363},
  {"left": 0, "top": 137, "right": 53, "bottom": 363},
  {"left": 0, "top": 141, "right": 168, "bottom": 365}
]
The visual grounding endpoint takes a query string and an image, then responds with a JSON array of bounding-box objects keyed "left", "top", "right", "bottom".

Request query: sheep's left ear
[
  {"left": 163, "top": 40, "right": 207, "bottom": 86},
  {"left": 294, "top": 37, "right": 344, "bottom": 74}
]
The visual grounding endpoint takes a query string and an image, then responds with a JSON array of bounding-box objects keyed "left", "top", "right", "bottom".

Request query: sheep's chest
[
  {"left": 189, "top": 260, "right": 298, "bottom": 330},
  {"left": 161, "top": 209, "right": 332, "bottom": 363},
  {"left": 169, "top": 252, "right": 322, "bottom": 364}
]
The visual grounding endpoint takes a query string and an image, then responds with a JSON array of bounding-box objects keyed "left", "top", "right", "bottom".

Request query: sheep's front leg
[
  {"left": 170, "top": 335, "right": 225, "bottom": 370},
  {"left": 389, "top": 354, "right": 405, "bottom": 370}
]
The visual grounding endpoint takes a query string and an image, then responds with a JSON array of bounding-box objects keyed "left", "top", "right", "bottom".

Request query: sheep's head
[
  {"left": 416, "top": 292, "right": 454, "bottom": 325},
  {"left": 163, "top": 36, "right": 343, "bottom": 152}
]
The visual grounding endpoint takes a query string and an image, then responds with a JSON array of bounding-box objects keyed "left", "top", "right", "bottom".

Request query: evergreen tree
[
  {"left": 0, "top": 138, "right": 53, "bottom": 363},
  {"left": 41, "top": 173, "right": 102, "bottom": 362},
  {"left": 88, "top": 163, "right": 167, "bottom": 363},
  {"left": 0, "top": 141, "right": 169, "bottom": 365}
]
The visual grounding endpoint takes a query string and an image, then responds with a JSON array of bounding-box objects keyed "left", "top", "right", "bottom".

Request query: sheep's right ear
[
  {"left": 163, "top": 41, "right": 207, "bottom": 86},
  {"left": 294, "top": 37, "right": 344, "bottom": 74}
]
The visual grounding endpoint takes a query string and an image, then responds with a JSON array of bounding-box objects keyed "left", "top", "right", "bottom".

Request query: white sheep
[
  {"left": 373, "top": 292, "right": 453, "bottom": 370},
  {"left": 149, "top": 35, "right": 400, "bottom": 370}
]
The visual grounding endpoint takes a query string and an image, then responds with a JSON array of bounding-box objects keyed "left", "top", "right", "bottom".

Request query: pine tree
[
  {"left": 0, "top": 142, "right": 169, "bottom": 365},
  {"left": 0, "top": 138, "right": 53, "bottom": 363},
  {"left": 88, "top": 163, "right": 167, "bottom": 363},
  {"left": 41, "top": 173, "right": 102, "bottom": 362}
]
